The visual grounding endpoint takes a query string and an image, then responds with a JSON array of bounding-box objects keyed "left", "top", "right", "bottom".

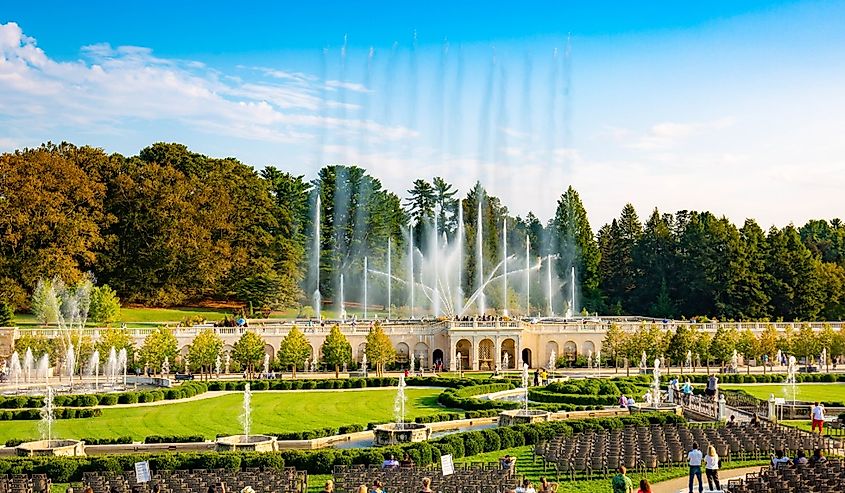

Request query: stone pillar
[
  {"left": 494, "top": 336, "right": 502, "bottom": 369},
  {"left": 717, "top": 394, "right": 726, "bottom": 421},
  {"left": 768, "top": 394, "right": 777, "bottom": 423},
  {"left": 472, "top": 336, "right": 480, "bottom": 371},
  {"left": 449, "top": 336, "right": 457, "bottom": 372}
]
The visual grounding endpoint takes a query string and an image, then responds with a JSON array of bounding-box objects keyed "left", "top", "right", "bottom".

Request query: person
[
  {"left": 750, "top": 414, "right": 759, "bottom": 427},
  {"left": 611, "top": 466, "right": 633, "bottom": 493},
  {"left": 795, "top": 450, "right": 808, "bottom": 465},
  {"left": 515, "top": 480, "right": 535, "bottom": 493},
  {"left": 540, "top": 369, "right": 548, "bottom": 385},
  {"left": 727, "top": 414, "right": 737, "bottom": 427},
  {"left": 682, "top": 380, "right": 693, "bottom": 405},
  {"left": 382, "top": 454, "right": 399, "bottom": 469},
  {"left": 771, "top": 450, "right": 791, "bottom": 469},
  {"left": 811, "top": 401, "right": 825, "bottom": 435},
  {"left": 688, "top": 442, "right": 704, "bottom": 493},
  {"left": 534, "top": 369, "right": 540, "bottom": 386},
  {"left": 320, "top": 480, "right": 334, "bottom": 493},
  {"left": 636, "top": 478, "right": 651, "bottom": 493},
  {"left": 357, "top": 485, "right": 368, "bottom": 493},
  {"left": 66, "top": 488, "right": 74, "bottom": 493},
  {"left": 400, "top": 453, "right": 414, "bottom": 467},
  {"left": 419, "top": 478, "right": 432, "bottom": 493},
  {"left": 619, "top": 394, "right": 628, "bottom": 408},
  {"left": 152, "top": 485, "right": 162, "bottom": 493},
  {"left": 370, "top": 481, "right": 384, "bottom": 493},
  {"left": 538, "top": 477, "right": 556, "bottom": 493},
  {"left": 704, "top": 445, "right": 720, "bottom": 492},
  {"left": 500, "top": 454, "right": 516, "bottom": 472},
  {"left": 626, "top": 396, "right": 636, "bottom": 407},
  {"left": 706, "top": 374, "right": 718, "bottom": 401},
  {"left": 810, "top": 448, "right": 828, "bottom": 466},
  {"left": 83, "top": 487, "right": 94, "bottom": 493}
]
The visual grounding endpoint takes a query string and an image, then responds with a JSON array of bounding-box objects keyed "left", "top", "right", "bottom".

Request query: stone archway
[
  {"left": 478, "top": 338, "right": 495, "bottom": 371},
  {"left": 563, "top": 341, "right": 577, "bottom": 363},
  {"left": 357, "top": 342, "right": 367, "bottom": 362},
  {"left": 413, "top": 342, "right": 429, "bottom": 368},
  {"left": 263, "top": 343, "right": 275, "bottom": 362},
  {"left": 545, "top": 341, "right": 559, "bottom": 368},
  {"left": 521, "top": 348, "right": 532, "bottom": 368},
  {"left": 582, "top": 340, "right": 596, "bottom": 359},
  {"left": 456, "top": 339, "right": 472, "bottom": 371},
  {"left": 432, "top": 349, "right": 444, "bottom": 368},
  {"left": 501, "top": 338, "right": 516, "bottom": 369},
  {"left": 396, "top": 342, "right": 410, "bottom": 363}
]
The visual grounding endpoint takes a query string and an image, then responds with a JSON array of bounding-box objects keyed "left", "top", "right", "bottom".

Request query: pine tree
[
  {"left": 632, "top": 209, "right": 676, "bottom": 315},
  {"left": 0, "top": 301, "right": 13, "bottom": 327},
  {"left": 551, "top": 186, "right": 601, "bottom": 311}
]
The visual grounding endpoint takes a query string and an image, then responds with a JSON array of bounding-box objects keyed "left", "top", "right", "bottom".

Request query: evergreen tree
[
  {"left": 89, "top": 285, "right": 121, "bottom": 324},
  {"left": 0, "top": 301, "right": 14, "bottom": 327},
  {"left": 632, "top": 209, "right": 676, "bottom": 315},
  {"left": 551, "top": 186, "right": 601, "bottom": 312},
  {"left": 766, "top": 226, "right": 823, "bottom": 320},
  {"left": 599, "top": 204, "right": 642, "bottom": 312},
  {"left": 321, "top": 324, "right": 352, "bottom": 378}
]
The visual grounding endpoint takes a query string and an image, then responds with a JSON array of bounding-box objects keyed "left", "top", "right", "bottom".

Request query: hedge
[
  {"left": 720, "top": 388, "right": 845, "bottom": 408},
  {"left": 81, "top": 436, "right": 133, "bottom": 445},
  {"left": 528, "top": 389, "right": 619, "bottom": 406},
  {"left": 660, "top": 373, "right": 845, "bottom": 385},
  {"left": 0, "top": 382, "right": 207, "bottom": 410},
  {"left": 0, "top": 408, "right": 101, "bottom": 420},
  {"left": 144, "top": 435, "right": 206, "bottom": 444},
  {"left": 0, "top": 412, "right": 684, "bottom": 481},
  {"left": 205, "top": 376, "right": 494, "bottom": 392}
]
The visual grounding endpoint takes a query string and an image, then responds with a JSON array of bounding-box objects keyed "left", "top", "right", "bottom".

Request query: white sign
[
  {"left": 440, "top": 454, "right": 454, "bottom": 476},
  {"left": 135, "top": 461, "right": 151, "bottom": 483},
  {"left": 774, "top": 398, "right": 786, "bottom": 405}
]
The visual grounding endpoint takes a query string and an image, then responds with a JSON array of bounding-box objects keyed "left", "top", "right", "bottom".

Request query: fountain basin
[
  {"left": 16, "top": 439, "right": 85, "bottom": 457},
  {"left": 373, "top": 423, "right": 432, "bottom": 446},
  {"left": 215, "top": 435, "right": 277, "bottom": 452},
  {"left": 498, "top": 409, "right": 552, "bottom": 426}
]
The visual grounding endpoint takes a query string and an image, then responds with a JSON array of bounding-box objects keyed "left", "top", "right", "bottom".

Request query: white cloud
[
  {"left": 0, "top": 22, "right": 413, "bottom": 145},
  {"left": 611, "top": 117, "right": 735, "bottom": 151}
]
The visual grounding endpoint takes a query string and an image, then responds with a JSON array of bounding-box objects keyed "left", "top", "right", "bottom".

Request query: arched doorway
[
  {"left": 432, "top": 349, "right": 444, "bottom": 369},
  {"left": 563, "top": 341, "right": 577, "bottom": 365},
  {"left": 263, "top": 344, "right": 275, "bottom": 362},
  {"left": 396, "top": 342, "right": 410, "bottom": 363},
  {"left": 456, "top": 339, "right": 472, "bottom": 370},
  {"left": 501, "top": 339, "right": 516, "bottom": 369},
  {"left": 478, "top": 339, "right": 494, "bottom": 371},
  {"left": 413, "top": 342, "right": 429, "bottom": 369},
  {"left": 582, "top": 340, "right": 596, "bottom": 359},
  {"left": 357, "top": 342, "right": 367, "bottom": 362},
  {"left": 521, "top": 348, "right": 532, "bottom": 368},
  {"left": 545, "top": 341, "right": 559, "bottom": 369}
]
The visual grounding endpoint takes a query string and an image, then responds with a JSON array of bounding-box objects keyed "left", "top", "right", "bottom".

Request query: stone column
[
  {"left": 472, "top": 336, "right": 480, "bottom": 371},
  {"left": 494, "top": 336, "right": 502, "bottom": 369},
  {"left": 449, "top": 336, "right": 457, "bottom": 372}
]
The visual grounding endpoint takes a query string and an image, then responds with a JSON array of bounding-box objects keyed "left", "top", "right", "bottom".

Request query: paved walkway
[{"left": 652, "top": 465, "right": 763, "bottom": 493}]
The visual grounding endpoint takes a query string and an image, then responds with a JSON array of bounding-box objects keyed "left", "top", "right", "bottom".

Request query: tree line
[{"left": 1, "top": 141, "right": 844, "bottom": 321}]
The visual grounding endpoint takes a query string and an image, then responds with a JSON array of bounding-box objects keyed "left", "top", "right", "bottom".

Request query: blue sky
[{"left": 2, "top": 1, "right": 844, "bottom": 227}]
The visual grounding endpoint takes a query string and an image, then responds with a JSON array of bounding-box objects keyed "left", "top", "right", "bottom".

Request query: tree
[
  {"left": 95, "top": 327, "right": 135, "bottom": 366},
  {"left": 666, "top": 324, "right": 696, "bottom": 367},
  {"left": 601, "top": 323, "right": 626, "bottom": 371},
  {"left": 278, "top": 326, "right": 311, "bottom": 378},
  {"left": 632, "top": 209, "right": 677, "bottom": 316},
  {"left": 31, "top": 278, "right": 60, "bottom": 325},
  {"left": 793, "top": 324, "right": 821, "bottom": 365},
  {"left": 187, "top": 329, "right": 223, "bottom": 380},
  {"left": 599, "top": 204, "right": 642, "bottom": 311},
  {"left": 139, "top": 327, "right": 178, "bottom": 375},
  {"left": 758, "top": 324, "right": 779, "bottom": 362},
  {"left": 551, "top": 186, "right": 601, "bottom": 312},
  {"left": 232, "top": 331, "right": 267, "bottom": 379},
  {"left": 765, "top": 226, "right": 823, "bottom": 320},
  {"left": 0, "top": 301, "right": 13, "bottom": 327},
  {"left": 235, "top": 272, "right": 291, "bottom": 314},
  {"left": 321, "top": 324, "right": 352, "bottom": 378},
  {"left": 89, "top": 285, "right": 121, "bottom": 324},
  {"left": 737, "top": 328, "right": 759, "bottom": 366},
  {"left": 709, "top": 326, "right": 738, "bottom": 366},
  {"left": 365, "top": 322, "right": 396, "bottom": 376}
]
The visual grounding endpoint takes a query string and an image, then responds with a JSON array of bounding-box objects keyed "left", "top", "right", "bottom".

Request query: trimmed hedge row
[
  {"left": 0, "top": 382, "right": 209, "bottom": 410},
  {"left": 438, "top": 382, "right": 519, "bottom": 411},
  {"left": 144, "top": 435, "right": 206, "bottom": 444},
  {"left": 0, "top": 408, "right": 101, "bottom": 420},
  {"left": 528, "top": 389, "right": 619, "bottom": 406},
  {"left": 663, "top": 373, "right": 845, "bottom": 384},
  {"left": 81, "top": 436, "right": 133, "bottom": 445},
  {"left": 0, "top": 412, "right": 684, "bottom": 481},
  {"left": 205, "top": 376, "right": 491, "bottom": 392},
  {"left": 414, "top": 410, "right": 501, "bottom": 423}
]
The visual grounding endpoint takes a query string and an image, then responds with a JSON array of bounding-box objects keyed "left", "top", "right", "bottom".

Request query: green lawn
[
  {"left": 0, "top": 388, "right": 451, "bottom": 443},
  {"left": 14, "top": 307, "right": 230, "bottom": 326},
  {"left": 721, "top": 383, "right": 845, "bottom": 403}
]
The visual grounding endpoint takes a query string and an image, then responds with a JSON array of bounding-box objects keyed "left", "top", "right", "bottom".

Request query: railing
[
  {"left": 681, "top": 394, "right": 718, "bottom": 418},
  {"left": 722, "top": 389, "right": 769, "bottom": 417}
]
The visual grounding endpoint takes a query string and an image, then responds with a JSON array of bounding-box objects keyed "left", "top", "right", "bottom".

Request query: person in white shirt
[
  {"left": 811, "top": 402, "right": 825, "bottom": 435},
  {"left": 688, "top": 442, "right": 703, "bottom": 493},
  {"left": 704, "top": 445, "right": 720, "bottom": 491},
  {"left": 771, "top": 450, "right": 791, "bottom": 469}
]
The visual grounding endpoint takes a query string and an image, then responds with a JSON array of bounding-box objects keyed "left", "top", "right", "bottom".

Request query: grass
[
  {"left": 14, "top": 307, "right": 230, "bottom": 326},
  {"left": 721, "top": 383, "right": 845, "bottom": 403},
  {"left": 0, "top": 388, "right": 452, "bottom": 443}
]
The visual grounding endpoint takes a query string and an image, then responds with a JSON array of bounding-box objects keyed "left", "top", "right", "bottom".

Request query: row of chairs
[
  {"left": 333, "top": 463, "right": 521, "bottom": 493},
  {"left": 725, "top": 460, "right": 845, "bottom": 493},
  {"left": 536, "top": 422, "right": 840, "bottom": 480},
  {"left": 0, "top": 475, "right": 51, "bottom": 493},
  {"left": 82, "top": 468, "right": 307, "bottom": 493}
]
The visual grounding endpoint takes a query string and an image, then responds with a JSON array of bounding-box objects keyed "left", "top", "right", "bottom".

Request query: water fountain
[
  {"left": 263, "top": 353, "right": 270, "bottom": 376},
  {"left": 16, "top": 387, "right": 84, "bottom": 456},
  {"left": 104, "top": 347, "right": 118, "bottom": 385},
  {"left": 502, "top": 352, "right": 510, "bottom": 371},
  {"left": 525, "top": 236, "right": 530, "bottom": 313},
  {"left": 361, "top": 352, "right": 367, "bottom": 375},
  {"left": 595, "top": 348, "right": 602, "bottom": 376},
  {"left": 338, "top": 273, "right": 346, "bottom": 320},
  {"left": 548, "top": 350, "right": 556, "bottom": 371},
  {"left": 502, "top": 219, "right": 508, "bottom": 316},
  {"left": 86, "top": 350, "right": 100, "bottom": 391},
  {"left": 775, "top": 349, "right": 783, "bottom": 367},
  {"left": 224, "top": 353, "right": 230, "bottom": 374},
  {"left": 786, "top": 356, "right": 797, "bottom": 406},
  {"left": 499, "top": 363, "right": 551, "bottom": 425},
  {"left": 564, "top": 267, "right": 575, "bottom": 318},
  {"left": 476, "top": 202, "right": 485, "bottom": 314},
  {"left": 23, "top": 348, "right": 33, "bottom": 383},
  {"left": 36, "top": 354, "right": 49, "bottom": 386},
  {"left": 730, "top": 349, "right": 738, "bottom": 373},
  {"left": 386, "top": 237, "right": 392, "bottom": 319},
  {"left": 363, "top": 256, "right": 368, "bottom": 319},
  {"left": 640, "top": 351, "right": 647, "bottom": 372},
  {"left": 215, "top": 354, "right": 222, "bottom": 375},
  {"left": 8, "top": 351, "right": 21, "bottom": 389},
  {"left": 161, "top": 356, "right": 170, "bottom": 375},
  {"left": 312, "top": 195, "right": 322, "bottom": 319},
  {"left": 586, "top": 350, "right": 593, "bottom": 370},
  {"left": 651, "top": 358, "right": 662, "bottom": 406},
  {"left": 686, "top": 350, "right": 692, "bottom": 369},
  {"left": 820, "top": 348, "right": 827, "bottom": 372},
  {"left": 66, "top": 344, "right": 75, "bottom": 388},
  {"left": 216, "top": 383, "right": 277, "bottom": 451},
  {"left": 546, "top": 255, "right": 554, "bottom": 316},
  {"left": 373, "top": 374, "right": 432, "bottom": 445},
  {"left": 118, "top": 348, "right": 127, "bottom": 387}
]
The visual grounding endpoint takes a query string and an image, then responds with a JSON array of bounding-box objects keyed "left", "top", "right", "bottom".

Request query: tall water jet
[
  {"left": 566, "top": 266, "right": 576, "bottom": 317},
  {"left": 521, "top": 363, "right": 530, "bottom": 414},
  {"left": 502, "top": 219, "right": 508, "bottom": 316},
  {"left": 363, "top": 256, "right": 368, "bottom": 319},
  {"left": 88, "top": 350, "right": 100, "bottom": 390},
  {"left": 39, "top": 386, "right": 55, "bottom": 444},
  {"left": 312, "top": 195, "right": 322, "bottom": 319},
  {"left": 651, "top": 358, "right": 662, "bottom": 406},
  {"left": 37, "top": 354, "right": 49, "bottom": 387},
  {"left": 786, "top": 356, "right": 797, "bottom": 406},
  {"left": 66, "top": 345, "right": 75, "bottom": 388},
  {"left": 476, "top": 202, "right": 485, "bottom": 314},
  {"left": 106, "top": 347, "right": 118, "bottom": 385},
  {"left": 432, "top": 209, "right": 441, "bottom": 316},
  {"left": 338, "top": 274, "right": 346, "bottom": 320},
  {"left": 393, "top": 373, "right": 407, "bottom": 430},
  {"left": 215, "top": 354, "right": 222, "bottom": 375},
  {"left": 408, "top": 224, "right": 415, "bottom": 318},
  {"left": 525, "top": 236, "right": 530, "bottom": 315},
  {"left": 387, "top": 237, "right": 392, "bottom": 319},
  {"left": 263, "top": 353, "right": 270, "bottom": 375},
  {"left": 373, "top": 373, "right": 431, "bottom": 446},
  {"left": 456, "top": 204, "right": 464, "bottom": 307},
  {"left": 730, "top": 349, "right": 738, "bottom": 373},
  {"left": 548, "top": 350, "right": 555, "bottom": 371},
  {"left": 241, "top": 382, "right": 251, "bottom": 440},
  {"left": 118, "top": 348, "right": 127, "bottom": 386},
  {"left": 23, "top": 348, "right": 33, "bottom": 383},
  {"left": 9, "top": 352, "right": 21, "bottom": 388},
  {"left": 546, "top": 255, "right": 553, "bottom": 316}
]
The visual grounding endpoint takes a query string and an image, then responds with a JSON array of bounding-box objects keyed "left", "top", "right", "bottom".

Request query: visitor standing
[
  {"left": 611, "top": 466, "right": 633, "bottom": 493},
  {"left": 688, "top": 442, "right": 704, "bottom": 493},
  {"left": 534, "top": 369, "right": 540, "bottom": 386},
  {"left": 706, "top": 375, "right": 718, "bottom": 401},
  {"left": 811, "top": 402, "right": 825, "bottom": 435},
  {"left": 704, "top": 445, "right": 720, "bottom": 492},
  {"left": 619, "top": 394, "right": 628, "bottom": 408},
  {"left": 682, "top": 380, "right": 693, "bottom": 404}
]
